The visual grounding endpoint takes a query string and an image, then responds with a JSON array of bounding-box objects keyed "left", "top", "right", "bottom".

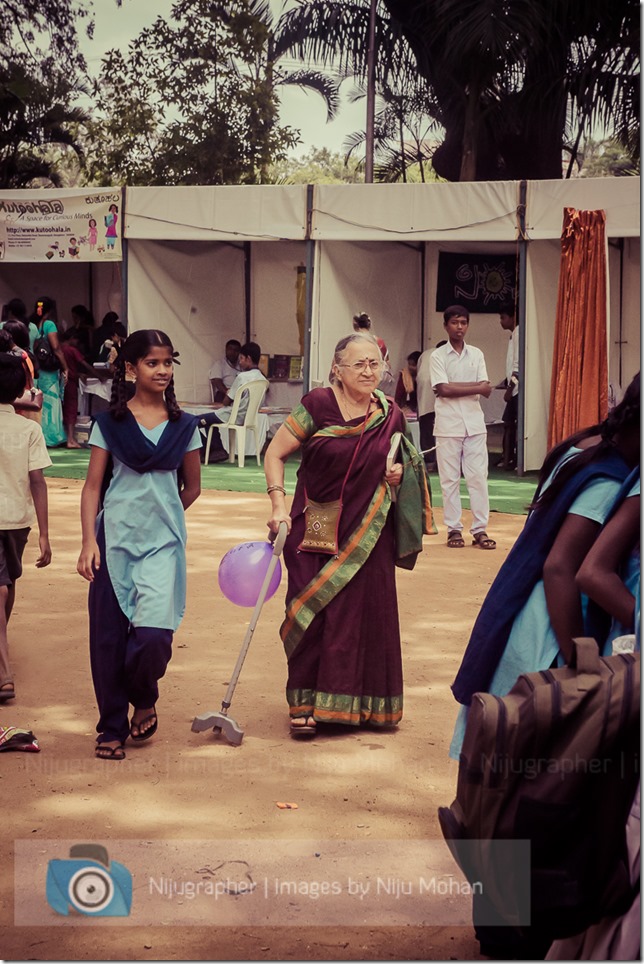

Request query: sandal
[
  {"left": 446, "top": 530, "right": 465, "bottom": 548},
  {"left": 130, "top": 707, "right": 158, "bottom": 742},
  {"left": 290, "top": 716, "right": 317, "bottom": 739},
  {"left": 472, "top": 531, "right": 496, "bottom": 550},
  {"left": 95, "top": 742, "right": 126, "bottom": 761},
  {"left": 0, "top": 683, "right": 15, "bottom": 703}
]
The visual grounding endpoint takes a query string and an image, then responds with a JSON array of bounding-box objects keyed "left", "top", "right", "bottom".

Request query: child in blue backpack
[{"left": 77, "top": 330, "right": 201, "bottom": 760}]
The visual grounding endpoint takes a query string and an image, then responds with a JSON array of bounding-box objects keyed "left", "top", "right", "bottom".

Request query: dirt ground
[{"left": 0, "top": 479, "right": 526, "bottom": 962}]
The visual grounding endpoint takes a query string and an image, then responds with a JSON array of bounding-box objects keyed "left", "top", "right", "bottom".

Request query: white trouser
[{"left": 436, "top": 434, "right": 489, "bottom": 534}]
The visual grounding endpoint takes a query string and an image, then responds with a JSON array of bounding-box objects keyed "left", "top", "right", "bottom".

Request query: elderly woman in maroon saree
[{"left": 265, "top": 334, "right": 432, "bottom": 739}]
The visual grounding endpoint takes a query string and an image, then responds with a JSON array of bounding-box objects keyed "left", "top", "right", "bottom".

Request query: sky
[{"left": 78, "top": 0, "right": 367, "bottom": 159}]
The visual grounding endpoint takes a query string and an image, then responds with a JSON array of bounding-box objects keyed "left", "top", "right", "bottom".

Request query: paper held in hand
[
  {"left": 387, "top": 432, "right": 402, "bottom": 501},
  {"left": 387, "top": 432, "right": 402, "bottom": 472}
]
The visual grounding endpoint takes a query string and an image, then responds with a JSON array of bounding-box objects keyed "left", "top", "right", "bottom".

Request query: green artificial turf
[{"left": 45, "top": 448, "right": 538, "bottom": 515}]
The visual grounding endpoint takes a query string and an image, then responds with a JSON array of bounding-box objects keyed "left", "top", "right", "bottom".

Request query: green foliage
[
  {"left": 86, "top": 0, "right": 338, "bottom": 186},
  {"left": 0, "top": 0, "right": 90, "bottom": 187},
  {"left": 576, "top": 139, "right": 639, "bottom": 178},
  {"left": 268, "top": 146, "right": 362, "bottom": 183}
]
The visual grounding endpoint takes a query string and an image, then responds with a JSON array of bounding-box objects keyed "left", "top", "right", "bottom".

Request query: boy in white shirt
[
  {"left": 198, "top": 342, "right": 268, "bottom": 462},
  {"left": 208, "top": 338, "right": 241, "bottom": 402},
  {"left": 0, "top": 355, "right": 52, "bottom": 701},
  {"left": 430, "top": 305, "right": 496, "bottom": 549}
]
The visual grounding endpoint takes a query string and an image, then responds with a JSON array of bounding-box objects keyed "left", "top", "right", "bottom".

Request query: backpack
[
  {"left": 34, "top": 328, "right": 60, "bottom": 372},
  {"left": 438, "top": 638, "right": 640, "bottom": 943}
]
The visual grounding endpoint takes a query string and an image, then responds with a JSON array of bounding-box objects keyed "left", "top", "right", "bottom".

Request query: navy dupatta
[{"left": 94, "top": 410, "right": 198, "bottom": 473}]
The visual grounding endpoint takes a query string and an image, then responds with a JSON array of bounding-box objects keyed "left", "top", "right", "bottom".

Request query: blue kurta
[
  {"left": 90, "top": 419, "right": 201, "bottom": 631},
  {"left": 450, "top": 462, "right": 623, "bottom": 760}
]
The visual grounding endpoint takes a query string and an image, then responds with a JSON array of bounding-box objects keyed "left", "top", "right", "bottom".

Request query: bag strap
[
  {"left": 338, "top": 405, "right": 370, "bottom": 501},
  {"left": 570, "top": 637, "right": 601, "bottom": 690}
]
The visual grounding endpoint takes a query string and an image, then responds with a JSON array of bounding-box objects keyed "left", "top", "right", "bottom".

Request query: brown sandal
[
  {"left": 446, "top": 530, "right": 465, "bottom": 548},
  {"left": 472, "top": 531, "right": 496, "bottom": 550},
  {"left": 290, "top": 716, "right": 317, "bottom": 739}
]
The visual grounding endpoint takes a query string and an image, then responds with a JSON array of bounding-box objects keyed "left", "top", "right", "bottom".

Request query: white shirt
[
  {"left": 0, "top": 404, "right": 51, "bottom": 528},
  {"left": 506, "top": 327, "right": 519, "bottom": 397},
  {"left": 217, "top": 369, "right": 268, "bottom": 424},
  {"left": 415, "top": 349, "right": 435, "bottom": 417},
  {"left": 208, "top": 355, "right": 240, "bottom": 390},
  {"left": 430, "top": 341, "right": 488, "bottom": 437}
]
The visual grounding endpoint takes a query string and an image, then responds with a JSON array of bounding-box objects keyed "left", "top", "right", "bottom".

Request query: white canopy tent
[
  {"left": 124, "top": 185, "right": 308, "bottom": 405},
  {"left": 113, "top": 178, "right": 640, "bottom": 469}
]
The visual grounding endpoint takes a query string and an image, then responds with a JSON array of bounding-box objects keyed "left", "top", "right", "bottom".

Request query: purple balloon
[{"left": 218, "top": 540, "right": 283, "bottom": 608}]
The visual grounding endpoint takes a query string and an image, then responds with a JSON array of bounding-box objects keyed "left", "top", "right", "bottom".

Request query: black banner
[{"left": 436, "top": 252, "right": 517, "bottom": 313}]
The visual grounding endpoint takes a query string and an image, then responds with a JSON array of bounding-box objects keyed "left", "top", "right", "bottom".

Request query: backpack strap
[{"left": 570, "top": 637, "right": 601, "bottom": 690}]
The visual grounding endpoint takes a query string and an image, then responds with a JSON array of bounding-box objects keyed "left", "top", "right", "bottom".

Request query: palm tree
[
  {"left": 275, "top": 0, "right": 640, "bottom": 181},
  {"left": 342, "top": 81, "right": 440, "bottom": 182}
]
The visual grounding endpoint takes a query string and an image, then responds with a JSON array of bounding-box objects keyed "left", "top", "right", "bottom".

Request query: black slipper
[
  {"left": 0, "top": 684, "right": 15, "bottom": 703},
  {"left": 130, "top": 708, "right": 158, "bottom": 742},
  {"left": 95, "top": 743, "right": 126, "bottom": 761}
]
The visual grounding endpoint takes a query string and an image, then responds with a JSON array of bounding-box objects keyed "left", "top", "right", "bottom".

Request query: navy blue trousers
[{"left": 89, "top": 521, "right": 173, "bottom": 744}]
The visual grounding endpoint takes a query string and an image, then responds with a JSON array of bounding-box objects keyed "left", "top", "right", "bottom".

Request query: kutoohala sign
[{"left": 0, "top": 190, "right": 123, "bottom": 263}]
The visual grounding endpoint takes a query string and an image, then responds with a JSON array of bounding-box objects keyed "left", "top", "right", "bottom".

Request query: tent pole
[
  {"left": 516, "top": 180, "right": 527, "bottom": 476},
  {"left": 244, "top": 241, "right": 252, "bottom": 343},
  {"left": 420, "top": 242, "right": 426, "bottom": 348},
  {"left": 303, "top": 184, "right": 314, "bottom": 393},
  {"left": 364, "top": 0, "right": 377, "bottom": 183},
  {"left": 88, "top": 262, "right": 94, "bottom": 324},
  {"left": 121, "top": 186, "right": 128, "bottom": 329}
]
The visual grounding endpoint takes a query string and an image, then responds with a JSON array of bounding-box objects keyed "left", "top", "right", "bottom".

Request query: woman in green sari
[
  {"left": 265, "top": 334, "right": 432, "bottom": 739},
  {"left": 33, "top": 297, "right": 67, "bottom": 447}
]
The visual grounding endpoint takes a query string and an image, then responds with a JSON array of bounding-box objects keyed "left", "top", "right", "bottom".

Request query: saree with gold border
[{"left": 280, "top": 387, "right": 432, "bottom": 727}]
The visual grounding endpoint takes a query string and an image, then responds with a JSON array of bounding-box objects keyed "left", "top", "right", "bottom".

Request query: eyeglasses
[{"left": 340, "top": 359, "right": 382, "bottom": 373}]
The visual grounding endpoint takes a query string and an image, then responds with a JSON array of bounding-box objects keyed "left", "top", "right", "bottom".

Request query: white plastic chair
[{"left": 204, "top": 377, "right": 268, "bottom": 468}]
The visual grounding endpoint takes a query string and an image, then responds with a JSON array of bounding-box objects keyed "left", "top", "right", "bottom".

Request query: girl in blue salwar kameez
[{"left": 77, "top": 330, "right": 201, "bottom": 761}]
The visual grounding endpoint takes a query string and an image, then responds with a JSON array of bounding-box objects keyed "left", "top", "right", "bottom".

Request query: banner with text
[{"left": 0, "top": 190, "right": 123, "bottom": 262}]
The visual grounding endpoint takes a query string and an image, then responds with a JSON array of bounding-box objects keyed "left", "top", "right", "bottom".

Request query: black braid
[
  {"left": 164, "top": 376, "right": 181, "bottom": 422},
  {"left": 108, "top": 355, "right": 132, "bottom": 421},
  {"left": 531, "top": 372, "right": 640, "bottom": 511}
]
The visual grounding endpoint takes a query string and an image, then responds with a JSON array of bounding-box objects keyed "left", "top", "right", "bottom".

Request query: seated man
[
  {"left": 209, "top": 338, "right": 241, "bottom": 402},
  {"left": 198, "top": 341, "right": 268, "bottom": 462}
]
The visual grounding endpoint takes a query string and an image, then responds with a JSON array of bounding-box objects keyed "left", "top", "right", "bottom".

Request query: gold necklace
[{"left": 339, "top": 387, "right": 371, "bottom": 421}]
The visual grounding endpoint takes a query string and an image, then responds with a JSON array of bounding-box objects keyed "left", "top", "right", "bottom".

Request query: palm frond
[{"left": 278, "top": 68, "right": 340, "bottom": 120}]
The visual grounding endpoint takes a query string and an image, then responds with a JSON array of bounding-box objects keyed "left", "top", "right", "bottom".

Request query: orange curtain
[{"left": 548, "top": 208, "right": 608, "bottom": 450}]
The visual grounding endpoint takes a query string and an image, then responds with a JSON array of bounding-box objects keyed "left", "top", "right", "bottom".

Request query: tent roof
[
  {"left": 124, "top": 185, "right": 307, "bottom": 241},
  {"left": 123, "top": 178, "right": 640, "bottom": 243},
  {"left": 312, "top": 181, "right": 520, "bottom": 241},
  {"left": 526, "top": 177, "right": 640, "bottom": 239}
]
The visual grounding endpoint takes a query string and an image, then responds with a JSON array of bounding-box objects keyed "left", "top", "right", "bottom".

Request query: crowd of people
[
  {"left": 0, "top": 307, "right": 639, "bottom": 958},
  {"left": 0, "top": 297, "right": 123, "bottom": 448}
]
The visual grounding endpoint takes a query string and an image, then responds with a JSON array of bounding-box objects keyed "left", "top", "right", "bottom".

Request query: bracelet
[{"left": 267, "top": 485, "right": 287, "bottom": 496}]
